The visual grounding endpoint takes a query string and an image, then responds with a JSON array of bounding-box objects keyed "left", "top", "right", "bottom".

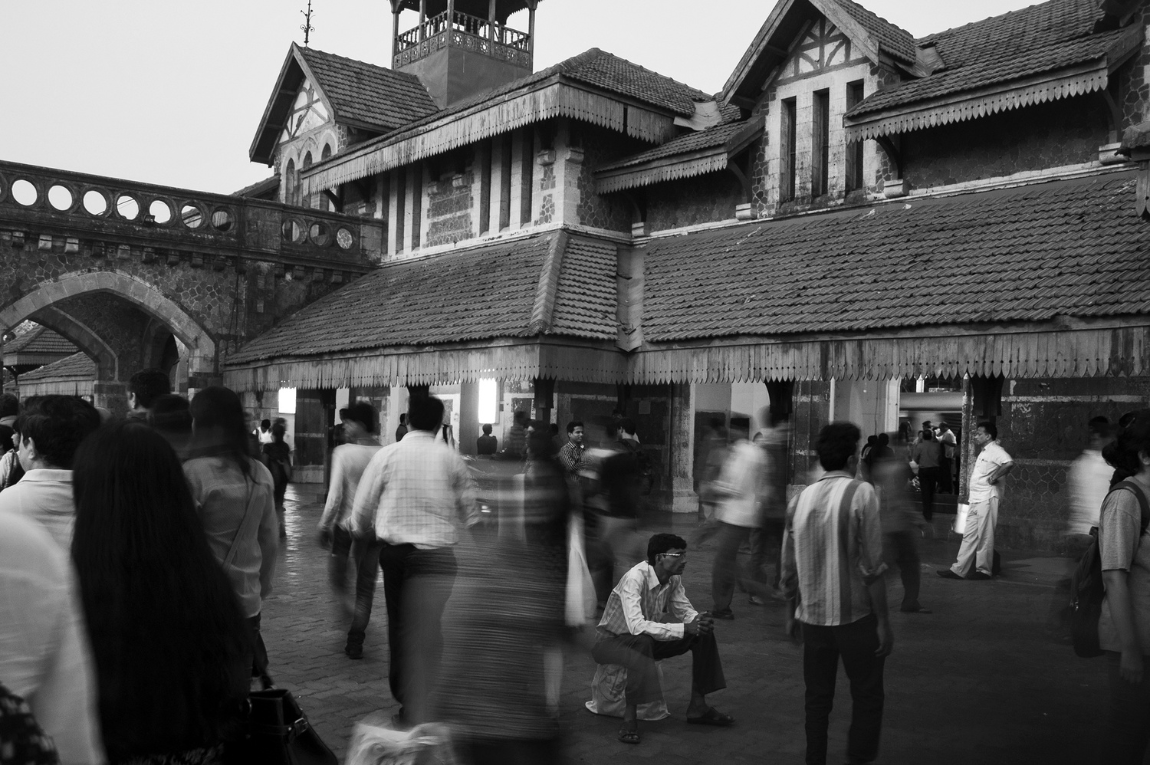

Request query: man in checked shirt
[
  {"left": 351, "top": 394, "right": 478, "bottom": 727},
  {"left": 591, "top": 532, "right": 732, "bottom": 745}
]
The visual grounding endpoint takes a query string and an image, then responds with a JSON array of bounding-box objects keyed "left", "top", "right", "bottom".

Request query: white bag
[
  {"left": 345, "top": 717, "right": 456, "bottom": 765},
  {"left": 952, "top": 503, "right": 970, "bottom": 535},
  {"left": 564, "top": 513, "right": 598, "bottom": 627},
  {"left": 584, "top": 662, "right": 670, "bottom": 721}
]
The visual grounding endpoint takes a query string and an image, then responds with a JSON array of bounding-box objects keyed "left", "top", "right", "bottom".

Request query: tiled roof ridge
[
  {"left": 917, "top": 0, "right": 1089, "bottom": 46},
  {"left": 19, "top": 352, "right": 94, "bottom": 381},
  {"left": 831, "top": 0, "right": 917, "bottom": 58},
  {"left": 375, "top": 231, "right": 554, "bottom": 272},
  {"left": 298, "top": 45, "right": 426, "bottom": 88},
  {"left": 597, "top": 120, "right": 747, "bottom": 172},
  {"left": 564, "top": 48, "right": 714, "bottom": 105}
]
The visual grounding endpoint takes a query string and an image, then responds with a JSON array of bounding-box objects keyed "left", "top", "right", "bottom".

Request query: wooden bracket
[{"left": 1100, "top": 89, "right": 1122, "bottom": 144}]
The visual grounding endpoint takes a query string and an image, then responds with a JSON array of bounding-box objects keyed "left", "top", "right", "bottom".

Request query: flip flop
[
  {"left": 687, "top": 708, "right": 734, "bottom": 727},
  {"left": 618, "top": 727, "right": 640, "bottom": 744}
]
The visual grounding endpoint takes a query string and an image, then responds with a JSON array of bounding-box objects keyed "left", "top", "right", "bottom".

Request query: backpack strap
[
  {"left": 1109, "top": 480, "right": 1150, "bottom": 538},
  {"left": 223, "top": 475, "right": 261, "bottom": 569}
]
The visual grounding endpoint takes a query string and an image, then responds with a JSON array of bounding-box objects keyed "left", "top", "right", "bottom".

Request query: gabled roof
[
  {"left": 844, "top": 0, "right": 1143, "bottom": 139},
  {"left": 640, "top": 171, "right": 1150, "bottom": 342},
  {"left": 722, "top": 0, "right": 915, "bottom": 107},
  {"left": 249, "top": 43, "right": 437, "bottom": 164},
  {"left": 18, "top": 352, "right": 95, "bottom": 382},
  {"left": 304, "top": 48, "right": 712, "bottom": 190},
  {"left": 2, "top": 325, "right": 76, "bottom": 358},
  {"left": 225, "top": 231, "right": 618, "bottom": 367}
]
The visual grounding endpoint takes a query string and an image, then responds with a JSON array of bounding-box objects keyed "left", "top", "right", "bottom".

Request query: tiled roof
[
  {"left": 19, "top": 352, "right": 95, "bottom": 382},
  {"left": 831, "top": 0, "right": 917, "bottom": 63},
  {"left": 598, "top": 121, "right": 747, "bottom": 172},
  {"left": 299, "top": 47, "right": 438, "bottom": 131},
  {"left": 1, "top": 326, "right": 76, "bottom": 356},
  {"left": 228, "top": 232, "right": 617, "bottom": 364},
  {"left": 641, "top": 172, "right": 1150, "bottom": 341},
  {"left": 848, "top": 0, "right": 1130, "bottom": 117}
]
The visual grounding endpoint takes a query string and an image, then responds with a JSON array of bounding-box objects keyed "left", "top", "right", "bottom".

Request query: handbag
[{"left": 228, "top": 685, "right": 338, "bottom": 765}]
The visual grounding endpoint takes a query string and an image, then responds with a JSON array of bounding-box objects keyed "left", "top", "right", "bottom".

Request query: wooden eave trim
[
  {"left": 594, "top": 148, "right": 729, "bottom": 194},
  {"left": 720, "top": 0, "right": 798, "bottom": 103},
  {"left": 248, "top": 46, "right": 307, "bottom": 164},
  {"left": 844, "top": 58, "right": 1111, "bottom": 140},
  {"left": 725, "top": 114, "right": 767, "bottom": 157}
]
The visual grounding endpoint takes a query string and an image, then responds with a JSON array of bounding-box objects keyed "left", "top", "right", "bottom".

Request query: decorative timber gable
[{"left": 775, "top": 18, "right": 861, "bottom": 84}]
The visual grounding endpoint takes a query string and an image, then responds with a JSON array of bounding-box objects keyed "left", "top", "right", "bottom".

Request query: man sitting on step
[{"left": 591, "top": 532, "right": 733, "bottom": 745}]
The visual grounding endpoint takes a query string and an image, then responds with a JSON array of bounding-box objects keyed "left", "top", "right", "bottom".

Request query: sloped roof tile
[
  {"left": 19, "top": 352, "right": 95, "bottom": 382},
  {"left": 1, "top": 326, "right": 77, "bottom": 356},
  {"left": 831, "top": 0, "right": 917, "bottom": 63},
  {"left": 299, "top": 47, "right": 438, "bottom": 131},
  {"left": 641, "top": 172, "right": 1150, "bottom": 341},
  {"left": 598, "top": 120, "right": 747, "bottom": 172}
]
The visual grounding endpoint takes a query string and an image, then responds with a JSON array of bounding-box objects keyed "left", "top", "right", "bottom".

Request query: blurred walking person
[
  {"left": 72, "top": 421, "right": 250, "bottom": 764},
  {"left": 937, "top": 422, "right": 958, "bottom": 493},
  {"left": 872, "top": 436, "right": 929, "bottom": 614},
  {"left": 351, "top": 395, "right": 478, "bottom": 726},
  {"left": 709, "top": 422, "right": 766, "bottom": 620},
  {"left": 911, "top": 429, "right": 942, "bottom": 522},
  {"left": 184, "top": 387, "right": 279, "bottom": 681},
  {"left": 781, "top": 422, "right": 892, "bottom": 765},
  {"left": 1066, "top": 416, "right": 1113, "bottom": 557},
  {"left": 749, "top": 412, "right": 791, "bottom": 603},
  {"left": 317, "top": 402, "right": 383, "bottom": 659},
  {"left": 262, "top": 419, "right": 293, "bottom": 538},
  {"left": 148, "top": 394, "right": 193, "bottom": 461}
]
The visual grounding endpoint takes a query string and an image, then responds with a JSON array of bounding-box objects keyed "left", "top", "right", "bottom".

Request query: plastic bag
[{"left": 345, "top": 717, "right": 457, "bottom": 765}]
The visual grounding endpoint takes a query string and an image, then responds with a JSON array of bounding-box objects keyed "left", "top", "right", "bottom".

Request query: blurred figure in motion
[
  {"left": 590, "top": 533, "right": 731, "bottom": 745},
  {"left": 0, "top": 509, "right": 104, "bottom": 763},
  {"left": 72, "top": 421, "right": 250, "bottom": 764},
  {"left": 148, "top": 394, "right": 193, "bottom": 461},
  {"left": 0, "top": 394, "right": 101, "bottom": 549},
  {"left": 587, "top": 421, "right": 649, "bottom": 608},
  {"left": 317, "top": 402, "right": 383, "bottom": 659},
  {"left": 1066, "top": 416, "right": 1114, "bottom": 558},
  {"left": 184, "top": 386, "right": 279, "bottom": 682},
  {"left": 873, "top": 433, "right": 929, "bottom": 614},
  {"left": 709, "top": 420, "right": 765, "bottom": 620},
  {"left": 911, "top": 429, "right": 942, "bottom": 522},
  {"left": 437, "top": 427, "right": 570, "bottom": 764},
  {"left": 0, "top": 392, "right": 17, "bottom": 456},
  {"left": 695, "top": 418, "right": 728, "bottom": 524},
  {"left": 253, "top": 418, "right": 273, "bottom": 445},
  {"left": 477, "top": 423, "right": 498, "bottom": 456},
  {"left": 0, "top": 395, "right": 34, "bottom": 493},
  {"left": 749, "top": 412, "right": 791, "bottom": 604},
  {"left": 351, "top": 395, "right": 478, "bottom": 726},
  {"left": 262, "top": 419, "right": 293, "bottom": 538}
]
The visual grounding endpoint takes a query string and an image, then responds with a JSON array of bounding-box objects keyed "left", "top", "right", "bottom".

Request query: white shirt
[
  {"left": 715, "top": 439, "right": 766, "bottom": 528},
  {"left": 0, "top": 468, "right": 76, "bottom": 551},
  {"left": 596, "top": 561, "right": 699, "bottom": 641},
  {"left": 1067, "top": 449, "right": 1112, "bottom": 535},
  {"left": 318, "top": 441, "right": 382, "bottom": 531},
  {"left": 0, "top": 511, "right": 105, "bottom": 764},
  {"left": 968, "top": 441, "right": 1013, "bottom": 505}
]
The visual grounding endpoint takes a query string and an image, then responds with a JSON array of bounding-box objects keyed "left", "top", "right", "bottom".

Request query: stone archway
[
  {"left": 0, "top": 271, "right": 218, "bottom": 380},
  {"left": 31, "top": 305, "right": 119, "bottom": 382}
]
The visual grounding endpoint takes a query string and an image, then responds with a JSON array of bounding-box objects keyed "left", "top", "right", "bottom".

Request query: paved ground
[{"left": 262, "top": 485, "right": 1130, "bottom": 765}]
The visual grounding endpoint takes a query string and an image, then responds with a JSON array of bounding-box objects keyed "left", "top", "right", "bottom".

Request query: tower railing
[{"left": 394, "top": 10, "right": 531, "bottom": 67}]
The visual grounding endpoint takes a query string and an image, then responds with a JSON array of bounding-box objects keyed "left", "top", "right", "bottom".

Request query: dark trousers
[
  {"left": 591, "top": 630, "right": 726, "bottom": 706},
  {"left": 939, "top": 456, "right": 954, "bottom": 493},
  {"left": 802, "top": 614, "right": 885, "bottom": 765},
  {"left": 712, "top": 522, "right": 754, "bottom": 612},
  {"left": 464, "top": 736, "right": 562, "bottom": 765},
  {"left": 379, "top": 544, "right": 457, "bottom": 720},
  {"left": 247, "top": 613, "right": 269, "bottom": 680},
  {"left": 883, "top": 531, "right": 922, "bottom": 611},
  {"left": 918, "top": 467, "right": 939, "bottom": 521},
  {"left": 1100, "top": 651, "right": 1150, "bottom": 764},
  {"left": 751, "top": 518, "right": 786, "bottom": 590},
  {"left": 335, "top": 527, "right": 385, "bottom": 645}
]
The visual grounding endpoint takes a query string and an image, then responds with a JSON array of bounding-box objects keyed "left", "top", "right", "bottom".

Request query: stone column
[
  {"left": 959, "top": 374, "right": 974, "bottom": 505},
  {"left": 669, "top": 382, "right": 697, "bottom": 513},
  {"left": 458, "top": 380, "right": 480, "bottom": 456}
]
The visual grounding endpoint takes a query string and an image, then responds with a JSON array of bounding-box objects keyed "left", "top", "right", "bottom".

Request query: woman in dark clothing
[
  {"left": 71, "top": 421, "right": 250, "bottom": 765},
  {"left": 261, "top": 419, "right": 292, "bottom": 538}
]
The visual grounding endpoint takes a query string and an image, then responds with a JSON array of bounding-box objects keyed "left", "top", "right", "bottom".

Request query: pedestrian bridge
[{"left": 0, "top": 159, "right": 382, "bottom": 409}]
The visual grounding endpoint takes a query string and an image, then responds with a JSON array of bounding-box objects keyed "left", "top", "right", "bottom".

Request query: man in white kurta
[{"left": 941, "top": 422, "right": 1013, "bottom": 579}]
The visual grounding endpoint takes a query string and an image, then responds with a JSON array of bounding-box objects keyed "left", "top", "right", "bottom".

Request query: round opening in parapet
[
  {"left": 281, "top": 219, "right": 306, "bottom": 245},
  {"left": 47, "top": 184, "right": 75, "bottom": 212},
  {"left": 211, "top": 208, "right": 234, "bottom": 232},
  {"left": 12, "top": 179, "right": 38, "bottom": 207},
  {"left": 180, "top": 203, "right": 204, "bottom": 229},
  {"left": 335, "top": 228, "right": 354, "bottom": 250},
  {"left": 309, "top": 222, "right": 331, "bottom": 247},
  {"left": 115, "top": 194, "right": 140, "bottom": 220},
  {"left": 149, "top": 199, "right": 173, "bottom": 225},
  {"left": 82, "top": 189, "right": 109, "bottom": 216}
]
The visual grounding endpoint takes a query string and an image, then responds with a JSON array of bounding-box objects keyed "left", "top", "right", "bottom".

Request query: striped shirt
[
  {"left": 351, "top": 431, "right": 478, "bottom": 549},
  {"left": 597, "top": 561, "right": 699, "bottom": 641},
  {"left": 780, "top": 471, "right": 887, "bottom": 627}
]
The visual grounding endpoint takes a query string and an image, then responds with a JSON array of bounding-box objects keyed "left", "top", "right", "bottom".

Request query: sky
[{"left": 2, "top": 0, "right": 1043, "bottom": 195}]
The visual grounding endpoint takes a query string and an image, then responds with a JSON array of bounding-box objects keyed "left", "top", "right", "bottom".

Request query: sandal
[
  {"left": 687, "top": 707, "right": 735, "bottom": 727},
  {"left": 618, "top": 727, "right": 641, "bottom": 745}
]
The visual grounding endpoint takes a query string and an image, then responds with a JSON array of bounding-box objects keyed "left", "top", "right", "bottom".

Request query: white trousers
[{"left": 951, "top": 497, "right": 998, "bottom": 577}]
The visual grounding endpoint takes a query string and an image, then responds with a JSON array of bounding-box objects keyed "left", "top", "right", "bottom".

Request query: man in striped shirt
[
  {"left": 780, "top": 422, "right": 892, "bottom": 765},
  {"left": 591, "top": 533, "right": 731, "bottom": 745}
]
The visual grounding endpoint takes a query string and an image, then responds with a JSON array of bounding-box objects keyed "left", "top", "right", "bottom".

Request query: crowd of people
[{"left": 2, "top": 373, "right": 1148, "bottom": 764}]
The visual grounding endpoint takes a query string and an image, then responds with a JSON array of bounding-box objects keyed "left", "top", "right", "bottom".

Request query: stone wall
[
  {"left": 646, "top": 171, "right": 744, "bottom": 232},
  {"left": 574, "top": 125, "right": 638, "bottom": 233},
  {"left": 427, "top": 173, "right": 473, "bottom": 247},
  {"left": 902, "top": 96, "right": 1108, "bottom": 191}
]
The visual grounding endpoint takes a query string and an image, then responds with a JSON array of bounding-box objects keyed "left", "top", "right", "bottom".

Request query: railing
[
  {"left": 0, "top": 160, "right": 382, "bottom": 269},
  {"left": 394, "top": 10, "right": 531, "bottom": 67}
]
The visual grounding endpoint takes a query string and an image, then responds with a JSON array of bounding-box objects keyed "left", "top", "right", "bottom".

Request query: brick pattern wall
[
  {"left": 575, "top": 125, "right": 638, "bottom": 233},
  {"left": 646, "top": 171, "right": 744, "bottom": 232},
  {"left": 1118, "top": 5, "right": 1150, "bottom": 129},
  {"left": 426, "top": 173, "right": 473, "bottom": 247}
]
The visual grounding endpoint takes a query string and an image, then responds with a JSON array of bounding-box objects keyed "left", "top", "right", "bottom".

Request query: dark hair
[
  {"left": 647, "top": 533, "right": 688, "bottom": 565},
  {"left": 481, "top": 423, "right": 492, "bottom": 435},
  {"left": 259, "top": 418, "right": 271, "bottom": 431},
  {"left": 816, "top": 422, "right": 861, "bottom": 472},
  {"left": 71, "top": 421, "right": 248, "bottom": 759},
  {"left": 549, "top": 423, "right": 559, "bottom": 435},
  {"left": 148, "top": 394, "right": 191, "bottom": 434},
  {"left": 408, "top": 395, "right": 445, "bottom": 432},
  {"left": 977, "top": 420, "right": 997, "bottom": 440},
  {"left": 271, "top": 420, "right": 286, "bottom": 442},
  {"left": 621, "top": 418, "right": 637, "bottom": 436},
  {"left": 342, "top": 402, "right": 376, "bottom": 433},
  {"left": 921, "top": 429, "right": 935, "bottom": 441},
  {"left": 0, "top": 393, "right": 18, "bottom": 419},
  {"left": 189, "top": 387, "right": 252, "bottom": 478},
  {"left": 876, "top": 433, "right": 889, "bottom": 447},
  {"left": 566, "top": 420, "right": 584, "bottom": 435},
  {"left": 1103, "top": 410, "right": 1150, "bottom": 478},
  {"left": 1088, "top": 416, "right": 1111, "bottom": 440},
  {"left": 866, "top": 435, "right": 877, "bottom": 446},
  {"left": 128, "top": 369, "right": 171, "bottom": 410},
  {"left": 527, "top": 426, "right": 557, "bottom": 460},
  {"left": 399, "top": 413, "right": 407, "bottom": 425},
  {"left": 14, "top": 395, "right": 101, "bottom": 469}
]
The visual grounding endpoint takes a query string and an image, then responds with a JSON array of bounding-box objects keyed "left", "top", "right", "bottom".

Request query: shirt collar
[
  {"left": 403, "top": 430, "right": 435, "bottom": 441},
  {"left": 640, "top": 561, "right": 663, "bottom": 589},
  {"left": 819, "top": 470, "right": 854, "bottom": 481},
  {"left": 21, "top": 468, "right": 73, "bottom": 483}
]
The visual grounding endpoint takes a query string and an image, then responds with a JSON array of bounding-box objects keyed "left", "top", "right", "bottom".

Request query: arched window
[
  {"left": 301, "top": 152, "right": 314, "bottom": 208},
  {"left": 321, "top": 143, "right": 332, "bottom": 161},
  {"left": 302, "top": 151, "right": 313, "bottom": 170},
  {"left": 284, "top": 158, "right": 297, "bottom": 206}
]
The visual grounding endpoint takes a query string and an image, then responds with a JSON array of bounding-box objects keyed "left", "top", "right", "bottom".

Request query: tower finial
[{"left": 300, "top": 0, "right": 315, "bottom": 46}]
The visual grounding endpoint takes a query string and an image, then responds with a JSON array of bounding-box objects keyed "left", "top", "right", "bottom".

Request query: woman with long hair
[
  {"left": 184, "top": 386, "right": 279, "bottom": 681},
  {"left": 261, "top": 419, "right": 292, "bottom": 539},
  {"left": 72, "top": 420, "right": 250, "bottom": 764}
]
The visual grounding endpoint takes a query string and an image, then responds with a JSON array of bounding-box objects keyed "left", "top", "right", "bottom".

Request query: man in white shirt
[
  {"left": 940, "top": 421, "right": 1014, "bottom": 580},
  {"left": 591, "top": 533, "right": 731, "bottom": 745},
  {"left": 1066, "top": 416, "right": 1114, "bottom": 547},
  {"left": 709, "top": 429, "right": 767, "bottom": 619},
  {"left": 351, "top": 395, "right": 477, "bottom": 726}
]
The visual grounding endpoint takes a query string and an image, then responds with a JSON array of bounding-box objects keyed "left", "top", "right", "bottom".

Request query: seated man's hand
[
  {"left": 684, "top": 617, "right": 701, "bottom": 636},
  {"left": 685, "top": 614, "right": 714, "bottom": 637}
]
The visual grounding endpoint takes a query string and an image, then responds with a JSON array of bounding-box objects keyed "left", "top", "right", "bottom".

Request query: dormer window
[
  {"left": 278, "top": 80, "right": 329, "bottom": 145},
  {"left": 781, "top": 98, "right": 797, "bottom": 203},
  {"left": 812, "top": 89, "right": 830, "bottom": 198}
]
